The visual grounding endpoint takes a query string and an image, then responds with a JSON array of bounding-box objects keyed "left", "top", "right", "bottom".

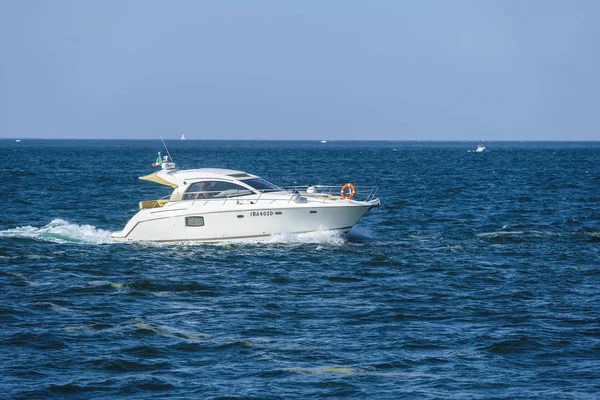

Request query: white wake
[
  {"left": 0, "top": 219, "right": 113, "bottom": 244},
  {"left": 0, "top": 219, "right": 352, "bottom": 246},
  {"left": 263, "top": 230, "right": 347, "bottom": 245},
  {"left": 204, "top": 229, "right": 348, "bottom": 246}
]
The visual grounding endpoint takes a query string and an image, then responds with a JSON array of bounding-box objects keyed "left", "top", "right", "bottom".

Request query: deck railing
[
  {"left": 143, "top": 186, "right": 379, "bottom": 209},
  {"left": 282, "top": 185, "right": 379, "bottom": 203}
]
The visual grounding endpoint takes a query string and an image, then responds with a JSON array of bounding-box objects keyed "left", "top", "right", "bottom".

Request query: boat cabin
[{"left": 138, "top": 168, "right": 283, "bottom": 208}]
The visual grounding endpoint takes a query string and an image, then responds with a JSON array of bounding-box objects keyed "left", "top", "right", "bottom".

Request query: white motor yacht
[
  {"left": 111, "top": 156, "right": 380, "bottom": 242},
  {"left": 475, "top": 145, "right": 486, "bottom": 152}
]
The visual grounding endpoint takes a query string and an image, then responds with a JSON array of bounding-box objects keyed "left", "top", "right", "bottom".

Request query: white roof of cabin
[{"left": 140, "top": 168, "right": 257, "bottom": 188}]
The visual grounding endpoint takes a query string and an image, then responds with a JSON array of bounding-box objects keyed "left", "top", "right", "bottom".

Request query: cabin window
[
  {"left": 184, "top": 181, "right": 253, "bottom": 200},
  {"left": 241, "top": 178, "right": 281, "bottom": 192},
  {"left": 185, "top": 216, "right": 205, "bottom": 227}
]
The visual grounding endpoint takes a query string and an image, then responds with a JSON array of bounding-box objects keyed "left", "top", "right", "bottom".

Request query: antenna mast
[{"left": 160, "top": 135, "right": 174, "bottom": 163}]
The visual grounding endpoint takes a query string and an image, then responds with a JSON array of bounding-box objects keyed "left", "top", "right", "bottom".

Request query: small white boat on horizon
[
  {"left": 475, "top": 145, "right": 486, "bottom": 152},
  {"left": 321, "top": 140, "right": 327, "bottom": 144},
  {"left": 181, "top": 134, "right": 186, "bottom": 140},
  {"left": 111, "top": 156, "right": 380, "bottom": 243},
  {"left": 15, "top": 139, "right": 21, "bottom": 143}
]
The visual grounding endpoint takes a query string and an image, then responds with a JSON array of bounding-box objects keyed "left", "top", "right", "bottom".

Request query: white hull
[{"left": 112, "top": 198, "right": 377, "bottom": 243}]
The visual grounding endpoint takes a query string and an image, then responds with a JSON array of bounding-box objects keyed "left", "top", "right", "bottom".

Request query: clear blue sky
[{"left": 1, "top": 1, "right": 598, "bottom": 140}]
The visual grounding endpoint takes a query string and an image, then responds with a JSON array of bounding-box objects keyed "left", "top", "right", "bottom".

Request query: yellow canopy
[{"left": 139, "top": 172, "right": 178, "bottom": 188}]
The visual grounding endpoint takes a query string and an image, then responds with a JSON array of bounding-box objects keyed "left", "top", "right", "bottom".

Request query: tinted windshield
[
  {"left": 184, "top": 181, "right": 253, "bottom": 200},
  {"left": 241, "top": 178, "right": 281, "bottom": 192}
]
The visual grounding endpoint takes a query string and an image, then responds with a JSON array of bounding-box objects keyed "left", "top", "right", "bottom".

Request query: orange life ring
[{"left": 340, "top": 183, "right": 356, "bottom": 200}]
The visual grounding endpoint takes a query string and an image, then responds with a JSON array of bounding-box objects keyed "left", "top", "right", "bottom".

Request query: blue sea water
[{"left": 0, "top": 140, "right": 599, "bottom": 399}]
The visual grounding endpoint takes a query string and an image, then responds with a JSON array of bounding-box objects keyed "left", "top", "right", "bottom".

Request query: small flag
[{"left": 152, "top": 152, "right": 161, "bottom": 167}]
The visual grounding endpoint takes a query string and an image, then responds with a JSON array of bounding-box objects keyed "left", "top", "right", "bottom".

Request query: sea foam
[
  {"left": 257, "top": 229, "right": 347, "bottom": 245},
  {"left": 0, "top": 219, "right": 352, "bottom": 246},
  {"left": 0, "top": 219, "right": 113, "bottom": 244}
]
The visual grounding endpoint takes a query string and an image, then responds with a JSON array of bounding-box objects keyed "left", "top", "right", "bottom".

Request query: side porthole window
[{"left": 186, "top": 216, "right": 205, "bottom": 227}]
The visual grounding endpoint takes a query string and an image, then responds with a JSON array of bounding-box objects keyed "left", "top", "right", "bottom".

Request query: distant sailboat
[{"left": 181, "top": 134, "right": 186, "bottom": 141}]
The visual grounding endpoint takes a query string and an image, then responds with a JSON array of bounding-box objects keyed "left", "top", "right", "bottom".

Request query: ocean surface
[{"left": 1, "top": 140, "right": 599, "bottom": 399}]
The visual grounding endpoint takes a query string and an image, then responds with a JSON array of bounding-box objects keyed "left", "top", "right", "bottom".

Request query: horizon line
[{"left": 2, "top": 138, "right": 600, "bottom": 142}]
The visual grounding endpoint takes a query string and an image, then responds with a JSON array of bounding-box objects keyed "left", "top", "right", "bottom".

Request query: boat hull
[{"left": 111, "top": 201, "right": 377, "bottom": 243}]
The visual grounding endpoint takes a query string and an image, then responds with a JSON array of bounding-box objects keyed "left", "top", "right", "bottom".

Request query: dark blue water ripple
[{"left": 1, "top": 140, "right": 599, "bottom": 399}]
